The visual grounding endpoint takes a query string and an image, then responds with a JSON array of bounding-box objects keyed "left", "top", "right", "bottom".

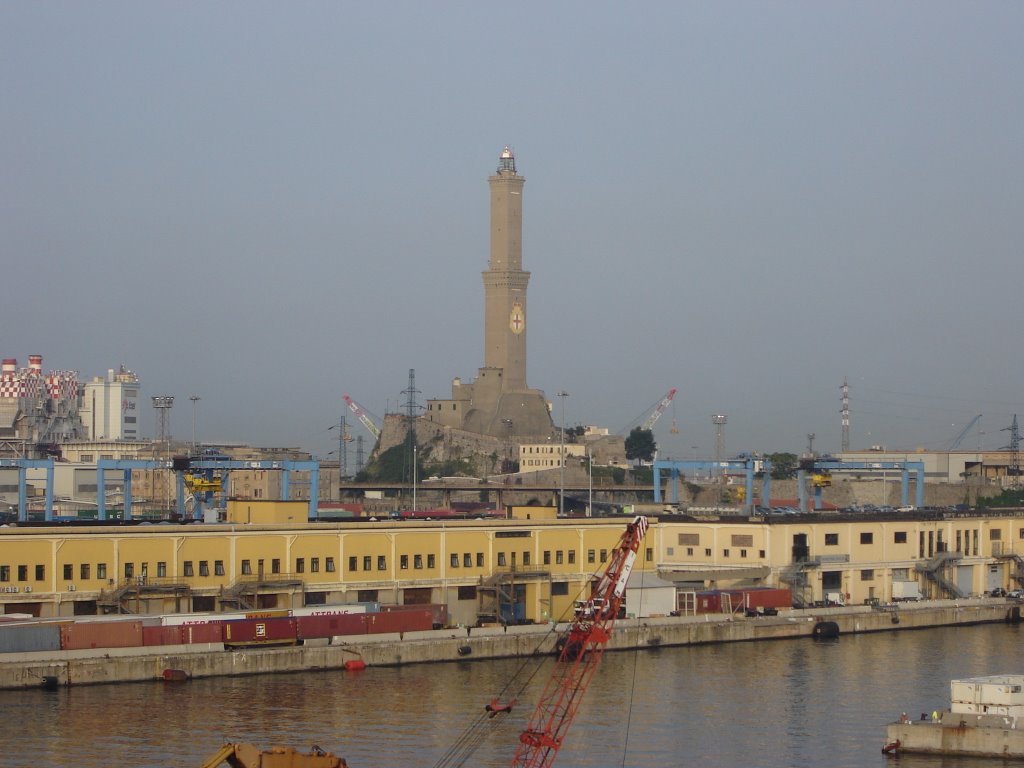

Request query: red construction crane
[
  {"left": 203, "top": 515, "right": 650, "bottom": 768},
  {"left": 342, "top": 394, "right": 381, "bottom": 440},
  {"left": 641, "top": 388, "right": 677, "bottom": 431},
  {"left": 510, "top": 515, "right": 650, "bottom": 768}
]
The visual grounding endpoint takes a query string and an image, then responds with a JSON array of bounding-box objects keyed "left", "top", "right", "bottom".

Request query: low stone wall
[{"left": 0, "top": 601, "right": 1013, "bottom": 690}]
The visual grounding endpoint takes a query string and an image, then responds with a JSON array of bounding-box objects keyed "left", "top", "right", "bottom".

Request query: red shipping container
[
  {"left": 143, "top": 625, "right": 186, "bottom": 647},
  {"left": 222, "top": 617, "right": 297, "bottom": 648},
  {"left": 724, "top": 588, "right": 793, "bottom": 611},
  {"left": 366, "top": 609, "right": 433, "bottom": 635},
  {"left": 296, "top": 613, "right": 367, "bottom": 640},
  {"left": 380, "top": 603, "right": 448, "bottom": 628},
  {"left": 747, "top": 588, "right": 792, "bottom": 609},
  {"left": 694, "top": 592, "right": 723, "bottom": 614},
  {"left": 60, "top": 620, "right": 144, "bottom": 650},
  {"left": 183, "top": 622, "right": 224, "bottom": 645}
]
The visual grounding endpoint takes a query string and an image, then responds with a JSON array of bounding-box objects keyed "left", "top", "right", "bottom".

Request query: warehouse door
[
  {"left": 957, "top": 565, "right": 973, "bottom": 596},
  {"left": 987, "top": 565, "right": 1002, "bottom": 593}
]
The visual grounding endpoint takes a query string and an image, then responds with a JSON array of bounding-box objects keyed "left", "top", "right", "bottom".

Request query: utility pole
[
  {"left": 402, "top": 368, "right": 422, "bottom": 491},
  {"left": 558, "top": 391, "right": 570, "bottom": 516},
  {"left": 1002, "top": 415, "right": 1021, "bottom": 490},
  {"left": 339, "top": 415, "right": 348, "bottom": 480},
  {"left": 840, "top": 377, "right": 850, "bottom": 452},
  {"left": 587, "top": 448, "right": 593, "bottom": 518},
  {"left": 329, "top": 415, "right": 351, "bottom": 480}
]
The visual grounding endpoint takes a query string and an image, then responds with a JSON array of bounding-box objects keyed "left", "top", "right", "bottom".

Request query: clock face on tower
[{"left": 510, "top": 302, "right": 525, "bottom": 335}]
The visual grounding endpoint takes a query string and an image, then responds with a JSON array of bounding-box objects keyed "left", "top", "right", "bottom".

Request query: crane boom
[
  {"left": 511, "top": 515, "right": 649, "bottom": 768},
  {"left": 949, "top": 414, "right": 982, "bottom": 451},
  {"left": 641, "top": 388, "right": 677, "bottom": 431},
  {"left": 343, "top": 394, "right": 381, "bottom": 439}
]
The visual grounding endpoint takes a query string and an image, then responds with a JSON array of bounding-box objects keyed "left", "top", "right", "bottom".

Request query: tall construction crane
[
  {"left": 641, "top": 388, "right": 677, "bottom": 431},
  {"left": 343, "top": 394, "right": 381, "bottom": 440},
  {"left": 511, "top": 515, "right": 649, "bottom": 768},
  {"left": 203, "top": 516, "right": 650, "bottom": 768},
  {"left": 948, "top": 414, "right": 982, "bottom": 451}
]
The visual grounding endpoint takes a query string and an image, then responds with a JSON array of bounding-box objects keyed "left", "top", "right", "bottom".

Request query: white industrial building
[{"left": 79, "top": 366, "right": 142, "bottom": 441}]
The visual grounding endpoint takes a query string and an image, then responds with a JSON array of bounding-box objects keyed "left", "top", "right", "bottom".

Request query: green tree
[
  {"left": 624, "top": 427, "right": 657, "bottom": 466},
  {"left": 566, "top": 425, "right": 586, "bottom": 444},
  {"left": 767, "top": 452, "right": 798, "bottom": 480},
  {"left": 357, "top": 443, "right": 419, "bottom": 483}
]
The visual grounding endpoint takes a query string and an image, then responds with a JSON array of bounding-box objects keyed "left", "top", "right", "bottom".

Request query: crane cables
[
  {"left": 427, "top": 632, "right": 554, "bottom": 768},
  {"left": 429, "top": 560, "right": 618, "bottom": 768}
]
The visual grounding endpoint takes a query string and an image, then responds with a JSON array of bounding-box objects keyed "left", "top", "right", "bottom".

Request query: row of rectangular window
[
  {"left": 677, "top": 529, "right": 1022, "bottom": 550},
  {"left": 668, "top": 547, "right": 766, "bottom": 558},
  {"left": 2, "top": 557, "right": 342, "bottom": 583},
  {"left": 0, "top": 565, "right": 45, "bottom": 582},
  {"left": 4, "top": 547, "right": 644, "bottom": 583},
  {"left": 343, "top": 550, "right": 613, "bottom": 572}
]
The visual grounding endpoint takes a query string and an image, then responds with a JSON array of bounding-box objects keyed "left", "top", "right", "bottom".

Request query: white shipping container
[
  {"left": 952, "top": 676, "right": 1024, "bottom": 708},
  {"left": 161, "top": 612, "right": 219, "bottom": 627}
]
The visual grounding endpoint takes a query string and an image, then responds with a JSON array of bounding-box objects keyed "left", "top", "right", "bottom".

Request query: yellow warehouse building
[{"left": 1, "top": 509, "right": 1022, "bottom": 624}]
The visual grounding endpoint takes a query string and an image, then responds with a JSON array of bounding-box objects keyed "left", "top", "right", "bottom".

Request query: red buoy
[{"left": 343, "top": 659, "right": 366, "bottom": 671}]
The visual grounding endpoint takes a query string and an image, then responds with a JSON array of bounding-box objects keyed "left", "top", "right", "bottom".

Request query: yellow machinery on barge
[{"left": 201, "top": 743, "right": 348, "bottom": 768}]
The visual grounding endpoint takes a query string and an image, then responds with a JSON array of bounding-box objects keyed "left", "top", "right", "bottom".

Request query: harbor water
[{"left": 2, "top": 624, "right": 1023, "bottom": 768}]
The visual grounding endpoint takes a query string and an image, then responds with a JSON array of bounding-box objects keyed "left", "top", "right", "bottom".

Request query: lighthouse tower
[
  {"left": 483, "top": 147, "right": 529, "bottom": 390},
  {"left": 425, "top": 147, "right": 553, "bottom": 440}
]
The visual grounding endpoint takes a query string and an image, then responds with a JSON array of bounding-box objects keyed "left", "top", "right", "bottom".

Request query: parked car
[{"left": 1008, "top": 589, "right": 1024, "bottom": 599}]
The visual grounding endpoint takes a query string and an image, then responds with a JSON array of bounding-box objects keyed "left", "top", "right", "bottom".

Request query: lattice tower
[{"left": 840, "top": 377, "right": 850, "bottom": 452}]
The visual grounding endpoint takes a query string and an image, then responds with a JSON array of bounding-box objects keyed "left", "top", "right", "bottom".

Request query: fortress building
[{"left": 426, "top": 148, "right": 554, "bottom": 440}]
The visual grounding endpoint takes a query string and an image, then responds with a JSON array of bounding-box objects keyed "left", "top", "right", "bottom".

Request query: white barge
[{"left": 885, "top": 675, "right": 1024, "bottom": 758}]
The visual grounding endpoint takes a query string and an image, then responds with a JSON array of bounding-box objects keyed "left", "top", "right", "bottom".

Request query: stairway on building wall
[{"left": 915, "top": 551, "right": 965, "bottom": 598}]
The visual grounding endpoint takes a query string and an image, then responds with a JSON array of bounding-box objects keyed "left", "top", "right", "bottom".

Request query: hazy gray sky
[{"left": 4, "top": 2, "right": 1022, "bottom": 460}]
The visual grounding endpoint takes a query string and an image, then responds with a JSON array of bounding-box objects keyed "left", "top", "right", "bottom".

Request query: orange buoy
[{"left": 343, "top": 659, "right": 366, "bottom": 671}]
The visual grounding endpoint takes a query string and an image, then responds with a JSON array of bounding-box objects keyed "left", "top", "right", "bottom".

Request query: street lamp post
[
  {"left": 557, "top": 391, "right": 569, "bottom": 517},
  {"left": 587, "top": 449, "right": 593, "bottom": 518},
  {"left": 189, "top": 395, "right": 201, "bottom": 455},
  {"left": 712, "top": 415, "right": 727, "bottom": 510}
]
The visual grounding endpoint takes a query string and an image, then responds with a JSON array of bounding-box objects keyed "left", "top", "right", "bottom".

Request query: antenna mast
[{"left": 840, "top": 377, "right": 850, "bottom": 452}]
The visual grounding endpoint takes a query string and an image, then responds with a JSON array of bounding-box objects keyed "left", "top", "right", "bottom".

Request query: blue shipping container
[{"left": 0, "top": 622, "right": 62, "bottom": 654}]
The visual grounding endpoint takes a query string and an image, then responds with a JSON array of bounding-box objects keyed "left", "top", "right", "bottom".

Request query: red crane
[
  {"left": 510, "top": 515, "right": 649, "bottom": 768},
  {"left": 641, "top": 388, "right": 677, "bottom": 431},
  {"left": 205, "top": 516, "right": 651, "bottom": 768}
]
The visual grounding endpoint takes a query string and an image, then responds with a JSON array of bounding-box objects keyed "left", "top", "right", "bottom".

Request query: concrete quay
[
  {"left": 0, "top": 600, "right": 1015, "bottom": 691},
  {"left": 886, "top": 715, "right": 1024, "bottom": 758}
]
